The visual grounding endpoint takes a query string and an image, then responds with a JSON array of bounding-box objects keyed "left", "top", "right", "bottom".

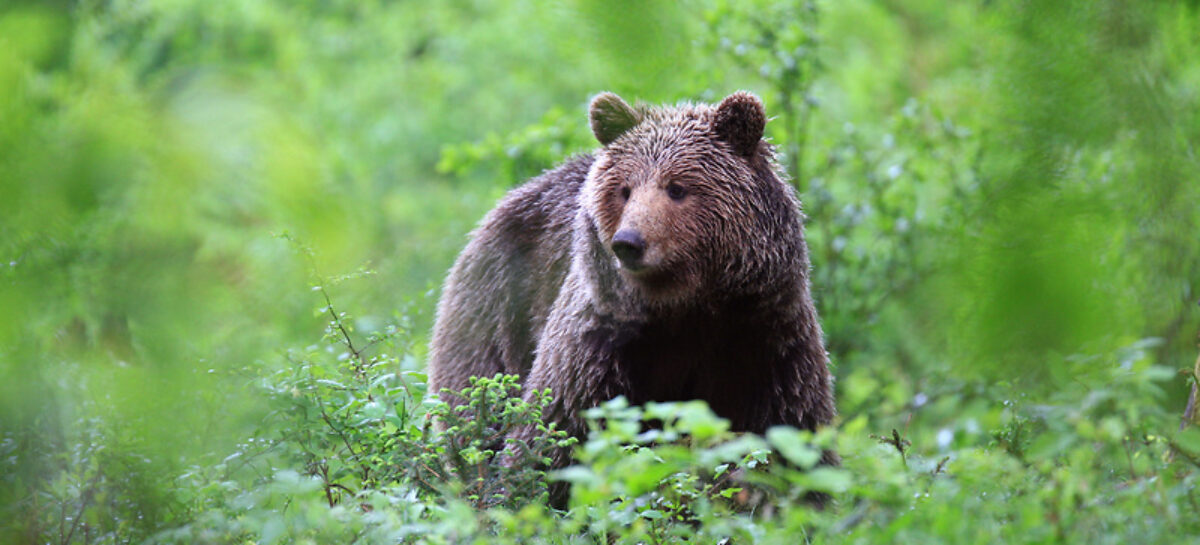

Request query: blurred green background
[{"left": 2, "top": 0, "right": 1199, "bottom": 542}]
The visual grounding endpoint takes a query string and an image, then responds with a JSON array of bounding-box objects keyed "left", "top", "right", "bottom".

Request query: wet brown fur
[{"left": 428, "top": 92, "right": 836, "bottom": 503}]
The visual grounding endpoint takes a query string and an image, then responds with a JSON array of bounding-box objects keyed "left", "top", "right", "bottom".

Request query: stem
[
  {"left": 318, "top": 286, "right": 361, "bottom": 365},
  {"left": 1123, "top": 439, "right": 1137, "bottom": 480},
  {"left": 320, "top": 463, "right": 336, "bottom": 507},
  {"left": 1180, "top": 333, "right": 1200, "bottom": 431}
]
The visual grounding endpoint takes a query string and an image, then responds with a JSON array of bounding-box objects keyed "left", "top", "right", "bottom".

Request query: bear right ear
[
  {"left": 589, "top": 92, "right": 641, "bottom": 146},
  {"left": 713, "top": 91, "right": 767, "bottom": 158}
]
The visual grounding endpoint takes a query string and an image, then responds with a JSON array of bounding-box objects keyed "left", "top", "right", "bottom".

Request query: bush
[{"left": 5, "top": 1, "right": 1200, "bottom": 544}]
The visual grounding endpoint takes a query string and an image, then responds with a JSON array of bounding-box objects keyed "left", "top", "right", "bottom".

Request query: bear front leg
[
  {"left": 760, "top": 330, "right": 840, "bottom": 507},
  {"left": 503, "top": 296, "right": 630, "bottom": 507},
  {"left": 762, "top": 314, "right": 837, "bottom": 433},
  {"left": 514, "top": 320, "right": 629, "bottom": 465}
]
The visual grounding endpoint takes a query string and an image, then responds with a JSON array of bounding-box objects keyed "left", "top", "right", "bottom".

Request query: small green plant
[
  {"left": 413, "top": 375, "right": 576, "bottom": 509},
  {"left": 259, "top": 269, "right": 574, "bottom": 512}
]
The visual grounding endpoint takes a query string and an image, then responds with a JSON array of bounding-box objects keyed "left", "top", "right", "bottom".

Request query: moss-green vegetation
[{"left": 3, "top": 1, "right": 1200, "bottom": 543}]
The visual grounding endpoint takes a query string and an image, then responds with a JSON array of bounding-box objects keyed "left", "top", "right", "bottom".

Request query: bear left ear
[
  {"left": 713, "top": 91, "right": 766, "bottom": 158},
  {"left": 590, "top": 92, "right": 642, "bottom": 146}
]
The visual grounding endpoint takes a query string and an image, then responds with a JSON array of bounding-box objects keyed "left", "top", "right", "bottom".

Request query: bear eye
[
  {"left": 665, "top": 183, "right": 687, "bottom": 201},
  {"left": 619, "top": 186, "right": 631, "bottom": 201}
]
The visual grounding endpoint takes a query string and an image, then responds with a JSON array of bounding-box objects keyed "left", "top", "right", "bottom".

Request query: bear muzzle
[{"left": 611, "top": 229, "right": 647, "bottom": 270}]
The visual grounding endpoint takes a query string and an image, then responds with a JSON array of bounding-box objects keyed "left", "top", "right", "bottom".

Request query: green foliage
[
  {"left": 437, "top": 106, "right": 595, "bottom": 187},
  {"left": 419, "top": 375, "right": 575, "bottom": 509},
  {"left": 153, "top": 284, "right": 576, "bottom": 543},
  {"left": 4, "top": 0, "right": 1200, "bottom": 543}
]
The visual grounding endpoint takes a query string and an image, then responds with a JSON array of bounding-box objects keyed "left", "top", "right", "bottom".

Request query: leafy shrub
[
  {"left": 417, "top": 374, "right": 575, "bottom": 509},
  {"left": 5, "top": 2, "right": 1200, "bottom": 544},
  {"left": 153, "top": 273, "right": 576, "bottom": 539}
]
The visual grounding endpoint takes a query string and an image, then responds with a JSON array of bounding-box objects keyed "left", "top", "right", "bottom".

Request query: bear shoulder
[{"left": 429, "top": 154, "right": 594, "bottom": 395}]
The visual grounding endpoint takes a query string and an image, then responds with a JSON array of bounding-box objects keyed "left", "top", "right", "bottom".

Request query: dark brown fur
[{"left": 428, "top": 92, "right": 836, "bottom": 502}]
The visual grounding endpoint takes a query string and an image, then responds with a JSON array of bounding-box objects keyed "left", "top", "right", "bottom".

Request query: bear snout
[{"left": 611, "top": 229, "right": 646, "bottom": 267}]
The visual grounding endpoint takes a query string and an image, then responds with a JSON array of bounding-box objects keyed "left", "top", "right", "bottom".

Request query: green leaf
[
  {"left": 800, "top": 468, "right": 851, "bottom": 494},
  {"left": 551, "top": 465, "right": 597, "bottom": 486},
  {"left": 1175, "top": 428, "right": 1200, "bottom": 455},
  {"left": 641, "top": 509, "right": 664, "bottom": 520},
  {"left": 766, "top": 427, "right": 821, "bottom": 469}
]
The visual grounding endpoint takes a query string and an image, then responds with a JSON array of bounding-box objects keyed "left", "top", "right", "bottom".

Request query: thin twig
[
  {"left": 318, "top": 285, "right": 361, "bottom": 361},
  {"left": 330, "top": 482, "right": 357, "bottom": 496},
  {"left": 1123, "top": 439, "right": 1138, "bottom": 480},
  {"left": 62, "top": 474, "right": 97, "bottom": 545},
  {"left": 1180, "top": 334, "right": 1200, "bottom": 431},
  {"left": 319, "top": 463, "right": 336, "bottom": 507},
  {"left": 1169, "top": 439, "right": 1200, "bottom": 469}
]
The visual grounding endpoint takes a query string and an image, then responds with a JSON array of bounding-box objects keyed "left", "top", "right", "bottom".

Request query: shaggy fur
[{"left": 428, "top": 92, "right": 837, "bottom": 501}]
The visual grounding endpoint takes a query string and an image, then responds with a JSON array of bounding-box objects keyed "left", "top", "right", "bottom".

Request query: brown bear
[{"left": 428, "top": 91, "right": 836, "bottom": 493}]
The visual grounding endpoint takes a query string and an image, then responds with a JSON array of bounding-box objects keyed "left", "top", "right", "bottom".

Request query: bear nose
[{"left": 611, "top": 229, "right": 646, "bottom": 266}]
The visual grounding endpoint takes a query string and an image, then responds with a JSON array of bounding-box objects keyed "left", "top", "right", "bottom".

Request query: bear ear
[
  {"left": 713, "top": 91, "right": 766, "bottom": 158},
  {"left": 589, "top": 92, "right": 641, "bottom": 146}
]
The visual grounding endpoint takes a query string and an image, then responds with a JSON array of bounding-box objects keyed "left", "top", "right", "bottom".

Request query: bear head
[{"left": 582, "top": 91, "right": 789, "bottom": 309}]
